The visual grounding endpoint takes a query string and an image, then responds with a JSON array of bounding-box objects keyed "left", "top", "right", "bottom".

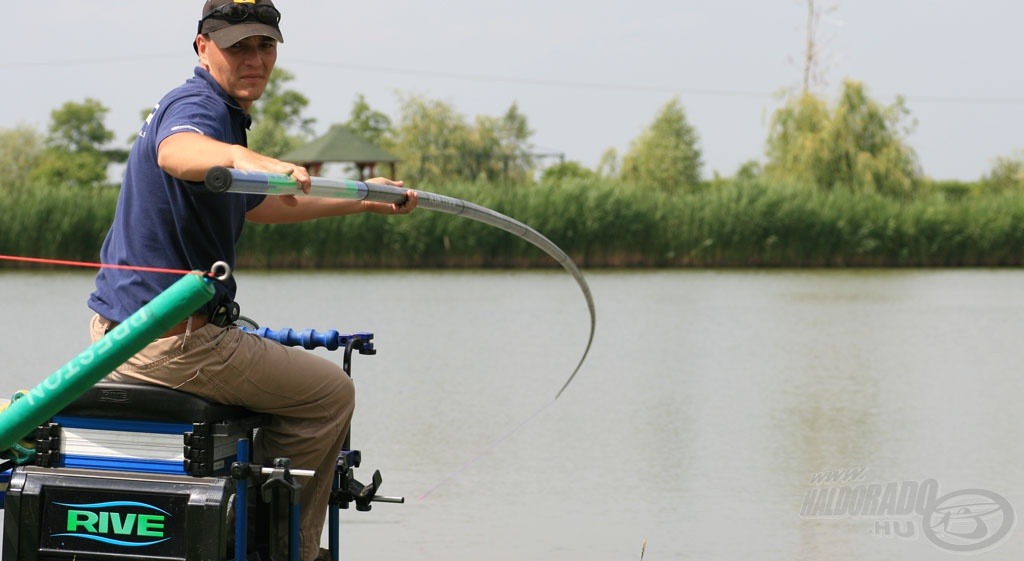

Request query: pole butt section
[{"left": 204, "top": 166, "right": 234, "bottom": 193}]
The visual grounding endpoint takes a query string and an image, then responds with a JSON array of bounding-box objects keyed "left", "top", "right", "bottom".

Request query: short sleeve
[{"left": 155, "top": 95, "right": 231, "bottom": 146}]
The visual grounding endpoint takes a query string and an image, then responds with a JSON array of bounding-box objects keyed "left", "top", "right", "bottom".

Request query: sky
[{"left": 5, "top": 0, "right": 1024, "bottom": 181}]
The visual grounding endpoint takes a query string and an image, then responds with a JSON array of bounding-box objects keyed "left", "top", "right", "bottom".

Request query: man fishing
[{"left": 86, "top": 1, "right": 418, "bottom": 559}]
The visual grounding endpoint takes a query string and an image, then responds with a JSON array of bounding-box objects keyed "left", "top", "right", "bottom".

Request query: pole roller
[{"left": 0, "top": 273, "right": 216, "bottom": 453}]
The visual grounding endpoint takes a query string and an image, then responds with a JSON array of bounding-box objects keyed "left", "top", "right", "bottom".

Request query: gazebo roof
[{"left": 280, "top": 125, "right": 400, "bottom": 164}]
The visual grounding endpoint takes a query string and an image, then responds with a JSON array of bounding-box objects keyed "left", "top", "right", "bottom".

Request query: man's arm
[
  {"left": 157, "top": 132, "right": 311, "bottom": 186},
  {"left": 158, "top": 131, "right": 417, "bottom": 223}
]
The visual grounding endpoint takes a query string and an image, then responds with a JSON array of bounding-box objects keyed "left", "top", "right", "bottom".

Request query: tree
[
  {"left": 764, "top": 79, "right": 921, "bottom": 196},
  {"left": 468, "top": 103, "right": 535, "bottom": 183},
  {"left": 981, "top": 150, "right": 1024, "bottom": 192},
  {"left": 620, "top": 98, "right": 703, "bottom": 190},
  {"left": 248, "top": 67, "right": 315, "bottom": 157},
  {"left": 28, "top": 98, "right": 117, "bottom": 187},
  {"left": 496, "top": 103, "right": 535, "bottom": 181},
  {"left": 387, "top": 93, "right": 536, "bottom": 185},
  {"left": 763, "top": 92, "right": 831, "bottom": 187},
  {"left": 597, "top": 147, "right": 620, "bottom": 178},
  {"left": 45, "top": 98, "right": 114, "bottom": 153},
  {"left": 541, "top": 161, "right": 596, "bottom": 183},
  {"left": 344, "top": 93, "right": 392, "bottom": 145},
  {"left": 28, "top": 150, "right": 110, "bottom": 186},
  {"left": 0, "top": 125, "right": 44, "bottom": 190},
  {"left": 735, "top": 160, "right": 764, "bottom": 182},
  {"left": 386, "top": 94, "right": 470, "bottom": 185}
]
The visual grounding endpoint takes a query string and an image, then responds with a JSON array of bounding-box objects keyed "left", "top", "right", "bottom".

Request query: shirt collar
[{"left": 193, "top": 66, "right": 250, "bottom": 129}]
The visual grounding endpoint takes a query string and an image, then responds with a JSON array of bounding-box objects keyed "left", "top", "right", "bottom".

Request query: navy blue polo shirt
[{"left": 88, "top": 67, "right": 266, "bottom": 322}]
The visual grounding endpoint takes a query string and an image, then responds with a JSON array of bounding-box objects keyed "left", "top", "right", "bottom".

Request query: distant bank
[{"left": 2, "top": 179, "right": 1021, "bottom": 270}]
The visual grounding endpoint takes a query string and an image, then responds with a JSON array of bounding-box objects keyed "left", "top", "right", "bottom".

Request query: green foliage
[
  {"left": 764, "top": 93, "right": 830, "bottom": 187},
  {"left": 385, "top": 94, "right": 469, "bottom": 186},
  {"left": 541, "top": 161, "right": 597, "bottom": 183},
  {"left": 734, "top": 160, "right": 764, "bottom": 182},
  {"left": 6, "top": 177, "right": 1024, "bottom": 269},
  {"left": 385, "top": 93, "right": 535, "bottom": 186},
  {"left": 344, "top": 93, "right": 392, "bottom": 145},
  {"left": 0, "top": 181, "right": 117, "bottom": 263},
  {"left": 620, "top": 98, "right": 703, "bottom": 191},
  {"left": 925, "top": 179, "right": 975, "bottom": 200},
  {"left": 248, "top": 67, "right": 315, "bottom": 157},
  {"left": 28, "top": 149, "right": 110, "bottom": 187},
  {"left": 46, "top": 98, "right": 114, "bottom": 153},
  {"left": 28, "top": 99, "right": 118, "bottom": 187},
  {"left": 765, "top": 80, "right": 921, "bottom": 196},
  {"left": 981, "top": 150, "right": 1024, "bottom": 193},
  {"left": 596, "top": 147, "right": 619, "bottom": 178},
  {"left": 0, "top": 126, "right": 44, "bottom": 191},
  {"left": 468, "top": 103, "right": 535, "bottom": 184}
]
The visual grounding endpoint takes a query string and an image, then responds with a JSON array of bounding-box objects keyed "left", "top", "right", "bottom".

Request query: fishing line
[
  {"left": 417, "top": 397, "right": 557, "bottom": 501},
  {"left": 0, "top": 254, "right": 219, "bottom": 278}
]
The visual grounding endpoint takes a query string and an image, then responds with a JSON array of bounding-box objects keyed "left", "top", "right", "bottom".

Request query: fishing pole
[{"left": 205, "top": 167, "right": 595, "bottom": 399}]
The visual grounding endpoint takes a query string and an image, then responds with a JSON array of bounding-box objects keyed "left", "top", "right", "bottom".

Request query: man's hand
[
  {"left": 365, "top": 177, "right": 418, "bottom": 215},
  {"left": 231, "top": 146, "right": 311, "bottom": 193}
]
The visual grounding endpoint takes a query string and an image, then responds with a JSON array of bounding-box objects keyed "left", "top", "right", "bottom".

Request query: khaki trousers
[{"left": 91, "top": 314, "right": 354, "bottom": 561}]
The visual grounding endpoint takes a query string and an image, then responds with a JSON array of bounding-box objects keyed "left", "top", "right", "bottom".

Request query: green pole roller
[{"left": 0, "top": 271, "right": 216, "bottom": 454}]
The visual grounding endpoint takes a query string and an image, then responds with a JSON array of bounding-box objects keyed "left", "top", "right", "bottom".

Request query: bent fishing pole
[{"left": 204, "top": 167, "right": 594, "bottom": 398}]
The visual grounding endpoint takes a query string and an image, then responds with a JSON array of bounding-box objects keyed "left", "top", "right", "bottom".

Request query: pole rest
[
  {"left": 230, "top": 460, "right": 315, "bottom": 481},
  {"left": 242, "top": 326, "right": 376, "bottom": 355},
  {"left": 261, "top": 458, "right": 302, "bottom": 505},
  {"left": 332, "top": 450, "right": 404, "bottom": 512},
  {"left": 339, "top": 450, "right": 361, "bottom": 470}
]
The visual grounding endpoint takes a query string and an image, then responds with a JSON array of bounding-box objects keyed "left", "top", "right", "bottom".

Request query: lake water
[{"left": 1, "top": 269, "right": 1023, "bottom": 560}]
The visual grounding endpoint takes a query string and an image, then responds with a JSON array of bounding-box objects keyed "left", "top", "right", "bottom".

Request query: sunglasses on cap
[{"left": 201, "top": 3, "right": 281, "bottom": 27}]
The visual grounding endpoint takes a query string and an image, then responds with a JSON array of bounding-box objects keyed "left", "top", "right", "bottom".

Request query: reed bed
[
  {"left": 0, "top": 183, "right": 117, "bottom": 266},
  {"left": 1, "top": 179, "right": 1022, "bottom": 269}
]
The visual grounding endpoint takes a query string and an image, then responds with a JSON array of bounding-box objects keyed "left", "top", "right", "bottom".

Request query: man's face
[{"left": 197, "top": 34, "right": 277, "bottom": 110}]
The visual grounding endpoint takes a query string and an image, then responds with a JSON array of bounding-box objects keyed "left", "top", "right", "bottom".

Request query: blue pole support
[
  {"left": 330, "top": 464, "right": 341, "bottom": 561},
  {"left": 235, "top": 438, "right": 250, "bottom": 561},
  {"left": 289, "top": 499, "right": 301, "bottom": 561}
]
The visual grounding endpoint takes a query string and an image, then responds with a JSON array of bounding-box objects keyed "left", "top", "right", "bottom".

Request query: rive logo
[{"left": 52, "top": 501, "right": 171, "bottom": 547}]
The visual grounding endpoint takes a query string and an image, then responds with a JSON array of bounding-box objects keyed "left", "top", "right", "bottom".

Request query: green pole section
[{"left": 0, "top": 273, "right": 215, "bottom": 453}]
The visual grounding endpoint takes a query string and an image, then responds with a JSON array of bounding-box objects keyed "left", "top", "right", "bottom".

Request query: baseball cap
[{"left": 193, "top": 0, "right": 284, "bottom": 53}]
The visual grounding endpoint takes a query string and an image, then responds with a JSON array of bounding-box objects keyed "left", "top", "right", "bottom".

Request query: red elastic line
[{"left": 0, "top": 254, "right": 208, "bottom": 277}]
